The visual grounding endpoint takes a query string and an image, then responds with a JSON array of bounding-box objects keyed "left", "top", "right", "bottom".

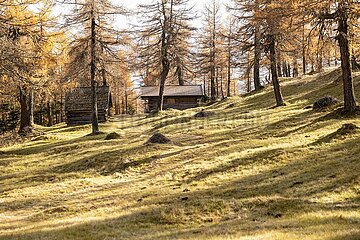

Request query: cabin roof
[
  {"left": 140, "top": 85, "right": 204, "bottom": 98},
  {"left": 65, "top": 86, "right": 110, "bottom": 111}
]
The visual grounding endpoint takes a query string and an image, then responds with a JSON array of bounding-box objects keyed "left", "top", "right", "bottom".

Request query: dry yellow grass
[{"left": 0, "top": 68, "right": 360, "bottom": 240}]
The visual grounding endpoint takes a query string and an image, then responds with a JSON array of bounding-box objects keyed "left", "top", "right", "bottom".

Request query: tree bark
[
  {"left": 102, "top": 67, "right": 107, "bottom": 86},
  {"left": 177, "top": 66, "right": 184, "bottom": 85},
  {"left": 269, "top": 34, "right": 285, "bottom": 106},
  {"left": 277, "top": 52, "right": 282, "bottom": 77},
  {"left": 90, "top": 13, "right": 100, "bottom": 134},
  {"left": 175, "top": 56, "right": 185, "bottom": 85},
  {"left": 210, "top": 0, "right": 217, "bottom": 101},
  {"left": 60, "top": 91, "right": 64, "bottom": 122},
  {"left": 47, "top": 101, "right": 53, "bottom": 127},
  {"left": 302, "top": 18, "right": 306, "bottom": 75},
  {"left": 337, "top": 7, "right": 357, "bottom": 113},
  {"left": 293, "top": 56, "right": 299, "bottom": 78},
  {"left": 158, "top": 43, "right": 170, "bottom": 111},
  {"left": 254, "top": 23, "right": 262, "bottom": 90},
  {"left": 227, "top": 30, "right": 231, "bottom": 97},
  {"left": 158, "top": 0, "right": 172, "bottom": 111}
]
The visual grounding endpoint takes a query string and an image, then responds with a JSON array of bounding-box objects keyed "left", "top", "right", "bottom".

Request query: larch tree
[
  {"left": 230, "top": 0, "right": 264, "bottom": 91},
  {"left": 136, "top": 0, "right": 195, "bottom": 111},
  {"left": 261, "top": 0, "right": 295, "bottom": 107},
  {"left": 302, "top": 0, "right": 359, "bottom": 113},
  {"left": 62, "top": 0, "right": 126, "bottom": 134},
  {"left": 197, "top": 0, "right": 221, "bottom": 101},
  {"left": 0, "top": 0, "right": 56, "bottom": 134}
]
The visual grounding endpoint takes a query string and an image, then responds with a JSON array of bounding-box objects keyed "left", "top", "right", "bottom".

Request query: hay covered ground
[{"left": 1, "top": 68, "right": 360, "bottom": 240}]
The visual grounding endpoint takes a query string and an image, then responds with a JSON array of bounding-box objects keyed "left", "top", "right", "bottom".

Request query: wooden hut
[
  {"left": 140, "top": 85, "right": 204, "bottom": 113},
  {"left": 65, "top": 86, "right": 112, "bottom": 125}
]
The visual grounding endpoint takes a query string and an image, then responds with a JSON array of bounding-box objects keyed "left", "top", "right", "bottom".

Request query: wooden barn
[
  {"left": 140, "top": 85, "right": 204, "bottom": 113},
  {"left": 65, "top": 86, "right": 112, "bottom": 125}
]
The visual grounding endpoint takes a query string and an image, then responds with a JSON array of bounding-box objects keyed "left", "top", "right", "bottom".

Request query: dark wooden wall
[{"left": 142, "top": 96, "right": 200, "bottom": 113}]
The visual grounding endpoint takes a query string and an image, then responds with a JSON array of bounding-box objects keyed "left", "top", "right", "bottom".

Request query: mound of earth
[
  {"left": 104, "top": 132, "right": 121, "bottom": 140},
  {"left": 336, "top": 123, "right": 359, "bottom": 135},
  {"left": 313, "top": 96, "right": 339, "bottom": 110},
  {"left": 146, "top": 133, "right": 171, "bottom": 144},
  {"left": 194, "top": 110, "right": 213, "bottom": 118}
]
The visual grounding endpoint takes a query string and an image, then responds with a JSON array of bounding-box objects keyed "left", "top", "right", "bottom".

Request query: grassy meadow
[{"left": 0, "top": 67, "right": 360, "bottom": 240}]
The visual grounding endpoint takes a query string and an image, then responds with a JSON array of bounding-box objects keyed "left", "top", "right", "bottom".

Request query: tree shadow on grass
[
  {"left": 51, "top": 145, "right": 189, "bottom": 176},
  {"left": 2, "top": 133, "right": 107, "bottom": 156},
  {"left": 1, "top": 135, "right": 360, "bottom": 239}
]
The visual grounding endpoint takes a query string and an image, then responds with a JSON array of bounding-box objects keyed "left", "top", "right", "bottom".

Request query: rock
[
  {"left": 146, "top": 133, "right": 171, "bottom": 144},
  {"left": 313, "top": 96, "right": 339, "bottom": 110},
  {"left": 104, "top": 132, "right": 121, "bottom": 140}
]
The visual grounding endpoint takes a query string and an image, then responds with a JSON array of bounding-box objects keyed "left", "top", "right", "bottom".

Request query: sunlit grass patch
[{"left": 0, "top": 68, "right": 360, "bottom": 239}]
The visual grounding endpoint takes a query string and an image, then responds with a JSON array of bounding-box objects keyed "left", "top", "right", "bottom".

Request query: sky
[{"left": 115, "top": 0, "right": 230, "bottom": 29}]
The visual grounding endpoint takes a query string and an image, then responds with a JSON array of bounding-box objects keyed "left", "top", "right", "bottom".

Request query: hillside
[{"left": 1, "top": 68, "right": 360, "bottom": 240}]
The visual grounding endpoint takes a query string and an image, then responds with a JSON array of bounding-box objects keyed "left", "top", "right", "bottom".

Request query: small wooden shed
[
  {"left": 140, "top": 85, "right": 204, "bottom": 113},
  {"left": 65, "top": 86, "right": 112, "bottom": 125}
]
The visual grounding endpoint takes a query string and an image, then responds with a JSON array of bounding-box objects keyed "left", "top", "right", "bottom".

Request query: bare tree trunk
[
  {"left": 175, "top": 56, "right": 185, "bottom": 85},
  {"left": 253, "top": 4, "right": 262, "bottom": 90},
  {"left": 47, "top": 101, "right": 53, "bottom": 127},
  {"left": 220, "top": 67, "right": 224, "bottom": 99},
  {"left": 102, "top": 67, "right": 107, "bottom": 86},
  {"left": 203, "top": 75, "right": 207, "bottom": 97},
  {"left": 246, "top": 68, "right": 251, "bottom": 93},
  {"left": 277, "top": 52, "right": 282, "bottom": 77},
  {"left": 90, "top": 13, "right": 100, "bottom": 134},
  {"left": 293, "top": 56, "right": 299, "bottom": 78},
  {"left": 337, "top": 7, "right": 356, "bottom": 113},
  {"left": 210, "top": 0, "right": 216, "bottom": 101},
  {"left": 215, "top": 67, "right": 219, "bottom": 97},
  {"left": 125, "top": 80, "right": 128, "bottom": 114},
  {"left": 158, "top": 58, "right": 170, "bottom": 111},
  {"left": 19, "top": 87, "right": 33, "bottom": 134},
  {"left": 316, "top": 45, "right": 323, "bottom": 72},
  {"left": 282, "top": 61, "right": 288, "bottom": 77},
  {"left": 227, "top": 29, "right": 231, "bottom": 97},
  {"left": 177, "top": 67, "right": 184, "bottom": 85},
  {"left": 302, "top": 18, "right": 307, "bottom": 75},
  {"left": 210, "top": 57, "right": 216, "bottom": 101},
  {"left": 269, "top": 35, "right": 285, "bottom": 106},
  {"left": 60, "top": 91, "right": 64, "bottom": 122},
  {"left": 158, "top": 0, "right": 172, "bottom": 111}
]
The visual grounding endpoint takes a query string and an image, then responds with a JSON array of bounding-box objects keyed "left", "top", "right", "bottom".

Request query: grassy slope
[{"left": 1, "top": 68, "right": 360, "bottom": 240}]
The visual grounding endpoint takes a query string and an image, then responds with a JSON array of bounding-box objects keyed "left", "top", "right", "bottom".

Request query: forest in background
[{"left": 0, "top": 0, "right": 359, "bottom": 135}]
